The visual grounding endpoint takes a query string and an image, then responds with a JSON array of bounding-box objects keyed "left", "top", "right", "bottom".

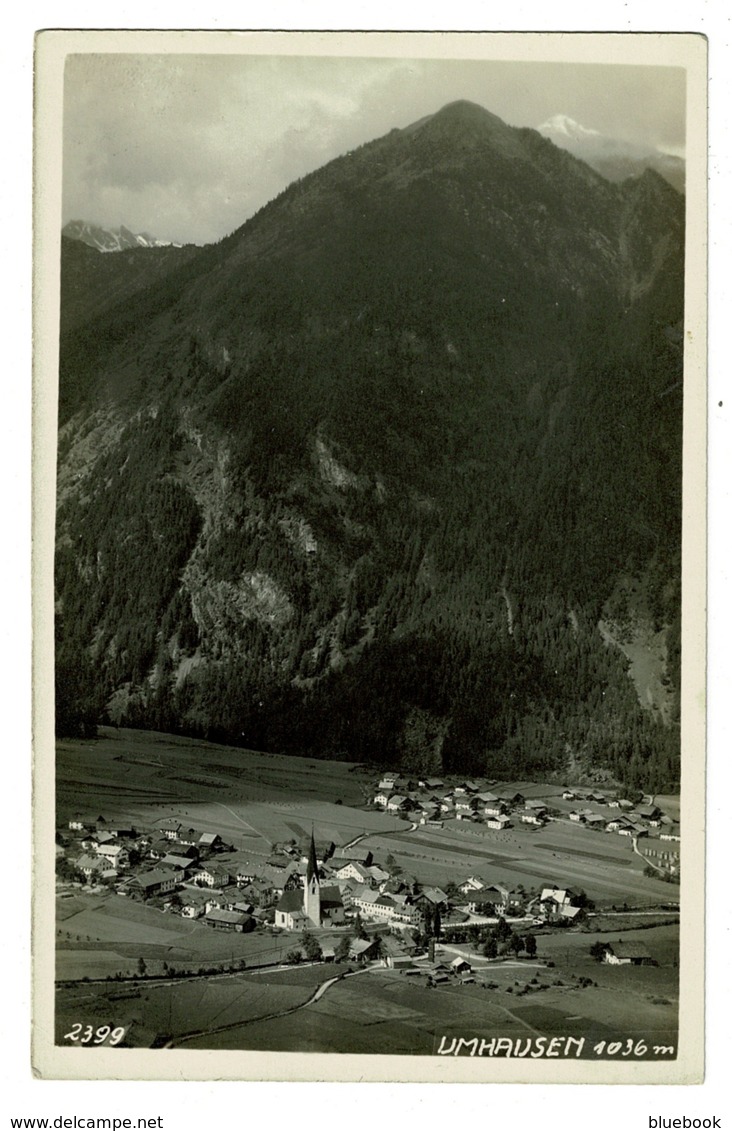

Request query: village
[{"left": 56, "top": 765, "right": 680, "bottom": 980}]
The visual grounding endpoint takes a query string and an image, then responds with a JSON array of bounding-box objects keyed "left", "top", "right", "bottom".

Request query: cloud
[{"left": 62, "top": 53, "right": 686, "bottom": 245}]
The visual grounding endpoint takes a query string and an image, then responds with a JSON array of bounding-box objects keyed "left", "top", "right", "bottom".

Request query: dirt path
[{"left": 164, "top": 966, "right": 371, "bottom": 1048}]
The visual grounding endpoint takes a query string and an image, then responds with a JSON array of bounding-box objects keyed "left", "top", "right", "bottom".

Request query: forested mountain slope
[{"left": 55, "top": 100, "right": 684, "bottom": 791}]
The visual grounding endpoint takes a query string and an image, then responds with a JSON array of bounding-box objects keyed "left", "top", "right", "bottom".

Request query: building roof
[
  {"left": 276, "top": 889, "right": 305, "bottom": 914},
  {"left": 350, "top": 938, "right": 378, "bottom": 956},
  {"left": 162, "top": 855, "right": 195, "bottom": 870},
  {"left": 610, "top": 942, "right": 653, "bottom": 959},
  {"left": 420, "top": 887, "right": 448, "bottom": 905},
  {"left": 76, "top": 853, "right": 103, "bottom": 871},
  {"left": 134, "top": 868, "right": 179, "bottom": 889},
  {"left": 205, "top": 909, "right": 251, "bottom": 926}
]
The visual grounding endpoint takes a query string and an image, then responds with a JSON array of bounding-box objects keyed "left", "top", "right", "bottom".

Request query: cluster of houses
[
  {"left": 372, "top": 774, "right": 530, "bottom": 830},
  {"left": 60, "top": 806, "right": 591, "bottom": 945},
  {"left": 372, "top": 775, "right": 680, "bottom": 848},
  {"left": 563, "top": 792, "right": 680, "bottom": 845},
  {"left": 58, "top": 773, "right": 679, "bottom": 947}
]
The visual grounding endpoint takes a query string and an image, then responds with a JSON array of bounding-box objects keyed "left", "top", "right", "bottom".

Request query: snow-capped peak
[{"left": 538, "top": 114, "right": 601, "bottom": 142}]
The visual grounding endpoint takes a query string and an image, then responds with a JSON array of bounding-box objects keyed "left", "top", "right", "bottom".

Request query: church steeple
[{"left": 304, "top": 831, "right": 321, "bottom": 927}]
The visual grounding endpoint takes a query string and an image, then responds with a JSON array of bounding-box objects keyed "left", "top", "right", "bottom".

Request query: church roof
[
  {"left": 276, "top": 889, "right": 305, "bottom": 913},
  {"left": 306, "top": 832, "right": 320, "bottom": 885}
]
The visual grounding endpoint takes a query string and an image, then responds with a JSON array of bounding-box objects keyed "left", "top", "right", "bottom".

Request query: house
[
  {"left": 467, "top": 892, "right": 500, "bottom": 914},
  {"left": 386, "top": 795, "right": 413, "bottom": 813},
  {"left": 521, "top": 812, "right": 545, "bottom": 826},
  {"left": 161, "top": 854, "right": 196, "bottom": 873},
  {"left": 483, "top": 802, "right": 507, "bottom": 817},
  {"left": 198, "top": 832, "right": 223, "bottom": 851},
  {"left": 496, "top": 790, "right": 524, "bottom": 805},
  {"left": 485, "top": 815, "right": 510, "bottom": 830},
  {"left": 195, "top": 863, "right": 231, "bottom": 888},
  {"left": 95, "top": 842, "right": 128, "bottom": 867},
  {"left": 450, "top": 957, "right": 472, "bottom": 974},
  {"left": 159, "top": 819, "right": 182, "bottom": 841},
  {"left": 606, "top": 817, "right": 632, "bottom": 833},
  {"left": 349, "top": 938, "right": 381, "bottom": 962},
  {"left": 539, "top": 887, "right": 581, "bottom": 921},
  {"left": 204, "top": 909, "right": 255, "bottom": 932},
  {"left": 132, "top": 868, "right": 179, "bottom": 896},
  {"left": 637, "top": 804, "right": 663, "bottom": 823},
  {"left": 603, "top": 943, "right": 656, "bottom": 966},
  {"left": 562, "top": 791, "right": 576, "bottom": 801},
  {"left": 179, "top": 893, "right": 207, "bottom": 919},
  {"left": 75, "top": 853, "right": 105, "bottom": 880},
  {"left": 148, "top": 839, "right": 173, "bottom": 860},
  {"left": 374, "top": 792, "right": 391, "bottom": 808},
  {"left": 351, "top": 887, "right": 397, "bottom": 921},
  {"left": 584, "top": 813, "right": 606, "bottom": 828},
  {"left": 367, "top": 865, "right": 390, "bottom": 885},
  {"left": 235, "top": 861, "right": 260, "bottom": 885},
  {"left": 459, "top": 876, "right": 487, "bottom": 894},
  {"left": 332, "top": 846, "right": 373, "bottom": 867},
  {"left": 334, "top": 861, "right": 373, "bottom": 885},
  {"left": 456, "top": 796, "right": 481, "bottom": 814}
]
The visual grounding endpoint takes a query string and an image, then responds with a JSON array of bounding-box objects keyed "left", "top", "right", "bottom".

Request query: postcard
[{"left": 32, "top": 28, "right": 707, "bottom": 1082}]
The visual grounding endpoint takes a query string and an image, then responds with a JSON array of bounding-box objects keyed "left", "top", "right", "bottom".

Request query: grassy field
[
  {"left": 56, "top": 891, "right": 298, "bottom": 976},
  {"left": 360, "top": 819, "right": 675, "bottom": 904},
  {"left": 55, "top": 918, "right": 679, "bottom": 1054},
  {"left": 57, "top": 728, "right": 407, "bottom": 852}
]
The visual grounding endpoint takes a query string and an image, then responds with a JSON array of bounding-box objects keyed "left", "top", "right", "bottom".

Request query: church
[{"left": 274, "top": 833, "right": 345, "bottom": 930}]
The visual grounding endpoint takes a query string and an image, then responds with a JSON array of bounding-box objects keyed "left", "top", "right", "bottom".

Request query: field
[
  {"left": 179, "top": 924, "right": 678, "bottom": 1054},
  {"left": 360, "top": 819, "right": 676, "bottom": 905},
  {"left": 57, "top": 727, "right": 405, "bottom": 852}
]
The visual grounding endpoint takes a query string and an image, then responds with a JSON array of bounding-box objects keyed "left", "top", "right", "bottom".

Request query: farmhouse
[
  {"left": 485, "top": 815, "right": 510, "bottom": 830},
  {"left": 195, "top": 863, "right": 231, "bottom": 888},
  {"left": 603, "top": 943, "right": 656, "bottom": 966},
  {"left": 459, "top": 876, "right": 487, "bottom": 894},
  {"left": 349, "top": 938, "right": 381, "bottom": 962},
  {"left": 161, "top": 853, "right": 196, "bottom": 873},
  {"left": 95, "top": 842, "right": 128, "bottom": 867},
  {"left": 387, "top": 795, "right": 413, "bottom": 813},
  {"left": 204, "top": 909, "right": 255, "bottom": 932},
  {"left": 75, "top": 853, "right": 105, "bottom": 879},
  {"left": 334, "top": 861, "right": 373, "bottom": 885},
  {"left": 332, "top": 846, "right": 373, "bottom": 867},
  {"left": 198, "top": 832, "right": 223, "bottom": 851},
  {"left": 132, "top": 868, "right": 179, "bottom": 896}
]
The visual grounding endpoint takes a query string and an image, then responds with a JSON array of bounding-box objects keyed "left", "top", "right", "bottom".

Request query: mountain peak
[
  {"left": 427, "top": 99, "right": 512, "bottom": 132},
  {"left": 538, "top": 114, "right": 601, "bottom": 141}
]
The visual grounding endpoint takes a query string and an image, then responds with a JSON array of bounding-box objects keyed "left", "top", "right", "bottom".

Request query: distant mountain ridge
[
  {"left": 55, "top": 100, "right": 684, "bottom": 793},
  {"left": 537, "top": 114, "right": 685, "bottom": 194},
  {"left": 62, "top": 219, "right": 181, "bottom": 253}
]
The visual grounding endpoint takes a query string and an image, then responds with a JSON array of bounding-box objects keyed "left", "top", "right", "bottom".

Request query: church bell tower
[{"left": 304, "top": 832, "right": 321, "bottom": 928}]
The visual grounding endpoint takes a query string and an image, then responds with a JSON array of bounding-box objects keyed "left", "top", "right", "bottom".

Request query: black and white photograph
[{"left": 31, "top": 29, "right": 707, "bottom": 1083}]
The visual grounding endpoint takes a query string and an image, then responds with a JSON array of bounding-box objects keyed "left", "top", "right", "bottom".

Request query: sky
[{"left": 63, "top": 49, "right": 688, "bottom": 247}]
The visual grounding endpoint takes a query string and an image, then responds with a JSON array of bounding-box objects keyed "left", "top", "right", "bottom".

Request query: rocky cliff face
[{"left": 55, "top": 101, "right": 684, "bottom": 791}]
